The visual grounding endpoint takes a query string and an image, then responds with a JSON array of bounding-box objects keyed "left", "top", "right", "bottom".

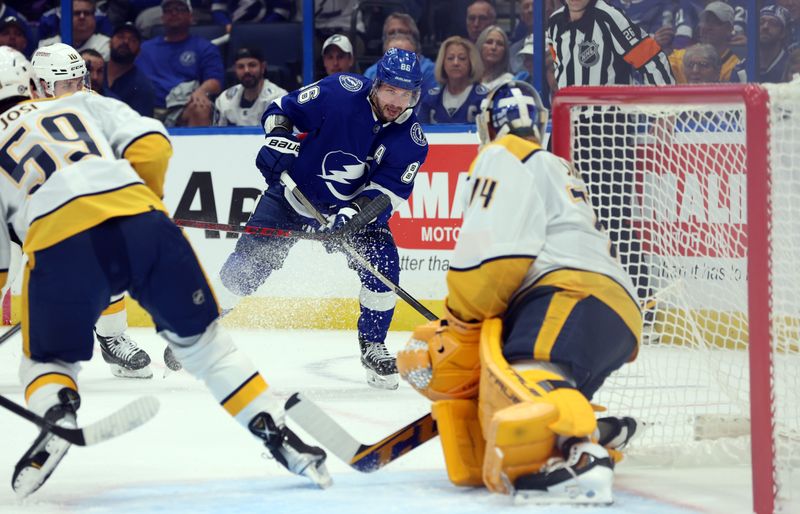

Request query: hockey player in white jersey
[
  {"left": 27, "top": 42, "right": 172, "bottom": 379},
  {"left": 397, "top": 81, "right": 641, "bottom": 504},
  {"left": 0, "top": 46, "right": 330, "bottom": 497}
]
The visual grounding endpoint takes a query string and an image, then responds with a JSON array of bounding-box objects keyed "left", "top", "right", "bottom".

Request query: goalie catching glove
[{"left": 397, "top": 303, "right": 481, "bottom": 401}]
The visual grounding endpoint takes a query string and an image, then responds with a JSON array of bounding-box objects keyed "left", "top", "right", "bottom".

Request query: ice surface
[{"left": 0, "top": 328, "right": 754, "bottom": 513}]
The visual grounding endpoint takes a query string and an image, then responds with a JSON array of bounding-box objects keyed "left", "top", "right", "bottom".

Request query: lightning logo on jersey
[{"left": 319, "top": 151, "right": 367, "bottom": 200}]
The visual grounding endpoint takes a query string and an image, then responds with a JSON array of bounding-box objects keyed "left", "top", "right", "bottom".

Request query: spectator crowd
[{"left": 3, "top": 0, "right": 798, "bottom": 127}]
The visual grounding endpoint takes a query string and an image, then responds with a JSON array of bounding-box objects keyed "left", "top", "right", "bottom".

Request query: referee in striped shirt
[
  {"left": 547, "top": 0, "right": 674, "bottom": 304},
  {"left": 547, "top": 0, "right": 674, "bottom": 87}
]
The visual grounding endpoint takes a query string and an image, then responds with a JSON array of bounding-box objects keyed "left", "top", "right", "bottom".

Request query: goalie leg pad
[
  {"left": 478, "top": 319, "right": 597, "bottom": 438},
  {"left": 477, "top": 319, "right": 598, "bottom": 493},
  {"left": 431, "top": 399, "right": 485, "bottom": 487},
  {"left": 482, "top": 401, "right": 558, "bottom": 494}
]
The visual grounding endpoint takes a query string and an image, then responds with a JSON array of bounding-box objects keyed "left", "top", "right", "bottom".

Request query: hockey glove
[
  {"left": 326, "top": 204, "right": 359, "bottom": 232},
  {"left": 397, "top": 303, "right": 482, "bottom": 401},
  {"left": 255, "top": 130, "right": 300, "bottom": 186},
  {"left": 324, "top": 195, "right": 390, "bottom": 234}
]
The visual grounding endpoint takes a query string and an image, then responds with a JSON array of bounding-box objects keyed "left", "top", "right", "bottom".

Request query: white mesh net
[{"left": 555, "top": 83, "right": 800, "bottom": 512}]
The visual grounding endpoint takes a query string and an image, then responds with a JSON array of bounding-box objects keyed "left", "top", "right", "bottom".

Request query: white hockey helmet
[
  {"left": 0, "top": 46, "right": 32, "bottom": 102},
  {"left": 476, "top": 80, "right": 549, "bottom": 147},
  {"left": 31, "top": 43, "right": 88, "bottom": 97}
]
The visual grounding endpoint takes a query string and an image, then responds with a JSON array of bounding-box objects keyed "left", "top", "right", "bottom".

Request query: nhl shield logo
[{"left": 578, "top": 41, "right": 600, "bottom": 67}]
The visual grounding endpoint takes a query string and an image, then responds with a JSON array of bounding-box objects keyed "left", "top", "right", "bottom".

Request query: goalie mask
[
  {"left": 0, "top": 46, "right": 32, "bottom": 102},
  {"left": 31, "top": 43, "right": 88, "bottom": 97},
  {"left": 476, "top": 80, "right": 548, "bottom": 147}
]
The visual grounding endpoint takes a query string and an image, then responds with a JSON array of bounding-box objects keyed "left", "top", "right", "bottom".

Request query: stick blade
[
  {"left": 285, "top": 393, "right": 362, "bottom": 463},
  {"left": 80, "top": 396, "right": 161, "bottom": 446},
  {"left": 285, "top": 392, "right": 438, "bottom": 472}
]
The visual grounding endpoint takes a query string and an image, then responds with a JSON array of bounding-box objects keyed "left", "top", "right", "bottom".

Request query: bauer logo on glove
[{"left": 397, "top": 307, "right": 482, "bottom": 401}]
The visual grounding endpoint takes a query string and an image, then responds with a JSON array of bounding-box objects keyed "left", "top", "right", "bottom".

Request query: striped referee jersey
[{"left": 547, "top": 0, "right": 674, "bottom": 88}]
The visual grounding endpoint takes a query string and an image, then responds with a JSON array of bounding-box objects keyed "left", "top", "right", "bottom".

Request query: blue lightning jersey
[
  {"left": 262, "top": 73, "right": 429, "bottom": 221},
  {"left": 417, "top": 84, "right": 488, "bottom": 125}
]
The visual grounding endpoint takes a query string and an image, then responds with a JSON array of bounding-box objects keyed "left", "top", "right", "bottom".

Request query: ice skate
[
  {"left": 512, "top": 440, "right": 615, "bottom": 505},
  {"left": 97, "top": 332, "right": 153, "bottom": 379},
  {"left": 359, "top": 339, "right": 399, "bottom": 390},
  {"left": 248, "top": 411, "right": 332, "bottom": 488},
  {"left": 12, "top": 388, "right": 80, "bottom": 498}
]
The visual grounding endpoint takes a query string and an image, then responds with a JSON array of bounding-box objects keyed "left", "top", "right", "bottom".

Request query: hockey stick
[
  {"left": 174, "top": 219, "right": 326, "bottom": 240},
  {"left": 280, "top": 172, "right": 438, "bottom": 322},
  {"left": 285, "top": 392, "right": 438, "bottom": 472},
  {"left": 0, "top": 394, "right": 160, "bottom": 446},
  {"left": 0, "top": 322, "right": 20, "bottom": 345}
]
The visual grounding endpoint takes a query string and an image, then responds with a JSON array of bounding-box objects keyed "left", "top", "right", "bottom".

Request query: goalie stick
[
  {"left": 280, "top": 172, "right": 438, "bottom": 322},
  {"left": 0, "top": 394, "right": 160, "bottom": 446},
  {"left": 285, "top": 392, "right": 438, "bottom": 471},
  {"left": 286, "top": 394, "right": 638, "bottom": 473}
]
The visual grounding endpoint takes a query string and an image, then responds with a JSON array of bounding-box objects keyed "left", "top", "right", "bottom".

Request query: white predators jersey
[
  {"left": 214, "top": 80, "right": 287, "bottom": 127},
  {"left": 0, "top": 91, "right": 169, "bottom": 280},
  {"left": 448, "top": 134, "right": 636, "bottom": 318}
]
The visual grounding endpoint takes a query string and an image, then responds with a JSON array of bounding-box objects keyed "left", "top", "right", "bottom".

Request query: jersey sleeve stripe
[
  {"left": 447, "top": 256, "right": 535, "bottom": 321},
  {"left": 120, "top": 131, "right": 171, "bottom": 159},
  {"left": 623, "top": 38, "right": 663, "bottom": 69},
  {"left": 522, "top": 148, "right": 542, "bottom": 163}
]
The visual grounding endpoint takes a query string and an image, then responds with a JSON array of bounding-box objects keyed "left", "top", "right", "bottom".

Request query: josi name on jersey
[{"left": 0, "top": 103, "right": 39, "bottom": 131}]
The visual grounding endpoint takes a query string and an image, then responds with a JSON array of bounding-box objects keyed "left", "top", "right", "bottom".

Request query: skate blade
[
  {"left": 13, "top": 437, "right": 71, "bottom": 499},
  {"left": 365, "top": 370, "right": 399, "bottom": 390},
  {"left": 513, "top": 487, "right": 613, "bottom": 505},
  {"left": 302, "top": 461, "right": 333, "bottom": 489},
  {"left": 513, "top": 467, "right": 614, "bottom": 506},
  {"left": 110, "top": 364, "right": 153, "bottom": 379}
]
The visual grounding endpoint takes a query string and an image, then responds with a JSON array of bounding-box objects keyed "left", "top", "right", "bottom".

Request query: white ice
[{"left": 0, "top": 328, "right": 755, "bottom": 514}]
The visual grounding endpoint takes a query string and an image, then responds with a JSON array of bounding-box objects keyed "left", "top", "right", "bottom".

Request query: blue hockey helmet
[
  {"left": 476, "top": 80, "right": 548, "bottom": 147},
  {"left": 374, "top": 48, "right": 423, "bottom": 107}
]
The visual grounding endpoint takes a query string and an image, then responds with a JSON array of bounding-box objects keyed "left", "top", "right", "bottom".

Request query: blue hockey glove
[{"left": 255, "top": 131, "right": 300, "bottom": 185}]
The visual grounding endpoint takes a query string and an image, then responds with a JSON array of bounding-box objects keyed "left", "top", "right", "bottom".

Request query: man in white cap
[
  {"left": 322, "top": 33, "right": 354, "bottom": 76},
  {"left": 670, "top": 1, "right": 740, "bottom": 83}
]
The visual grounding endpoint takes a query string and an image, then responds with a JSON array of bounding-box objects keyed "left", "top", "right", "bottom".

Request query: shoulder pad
[
  {"left": 409, "top": 122, "right": 427, "bottom": 147},
  {"left": 338, "top": 74, "right": 365, "bottom": 93}
]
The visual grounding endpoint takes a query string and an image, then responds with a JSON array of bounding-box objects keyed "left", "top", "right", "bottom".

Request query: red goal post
[{"left": 550, "top": 84, "right": 796, "bottom": 514}]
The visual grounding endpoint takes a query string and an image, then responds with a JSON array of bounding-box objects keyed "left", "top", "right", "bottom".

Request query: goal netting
[{"left": 551, "top": 82, "right": 800, "bottom": 513}]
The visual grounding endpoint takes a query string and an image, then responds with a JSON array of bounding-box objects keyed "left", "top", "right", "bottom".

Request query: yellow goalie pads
[{"left": 478, "top": 318, "right": 598, "bottom": 493}]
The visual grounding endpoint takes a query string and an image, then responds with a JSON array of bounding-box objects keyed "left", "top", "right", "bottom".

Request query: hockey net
[{"left": 551, "top": 82, "right": 800, "bottom": 514}]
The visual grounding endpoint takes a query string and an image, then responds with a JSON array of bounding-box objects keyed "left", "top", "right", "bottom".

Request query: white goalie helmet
[
  {"left": 0, "top": 46, "right": 32, "bottom": 102},
  {"left": 31, "top": 43, "right": 88, "bottom": 97},
  {"left": 476, "top": 80, "right": 549, "bottom": 148}
]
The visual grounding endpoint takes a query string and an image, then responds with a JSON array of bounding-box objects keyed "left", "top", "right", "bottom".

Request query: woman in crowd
[
  {"left": 418, "top": 35, "right": 487, "bottom": 124},
  {"left": 477, "top": 25, "right": 513, "bottom": 90}
]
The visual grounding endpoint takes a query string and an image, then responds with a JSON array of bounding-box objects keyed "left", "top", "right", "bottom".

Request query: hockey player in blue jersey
[{"left": 217, "top": 48, "right": 429, "bottom": 390}]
